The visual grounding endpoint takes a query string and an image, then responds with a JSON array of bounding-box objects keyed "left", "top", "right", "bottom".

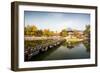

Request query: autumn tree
[
  {"left": 24, "top": 25, "right": 38, "bottom": 36},
  {"left": 43, "top": 29, "right": 51, "bottom": 37},
  {"left": 34, "top": 30, "right": 43, "bottom": 37},
  {"left": 60, "top": 29, "right": 68, "bottom": 37}
]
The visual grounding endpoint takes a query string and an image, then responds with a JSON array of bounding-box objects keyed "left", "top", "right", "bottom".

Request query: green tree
[
  {"left": 84, "top": 25, "right": 90, "bottom": 39},
  {"left": 84, "top": 25, "right": 90, "bottom": 34},
  {"left": 24, "top": 25, "right": 38, "bottom": 36},
  {"left": 60, "top": 29, "right": 68, "bottom": 37},
  {"left": 34, "top": 30, "right": 43, "bottom": 37},
  {"left": 50, "top": 31, "right": 55, "bottom": 36},
  {"left": 43, "top": 29, "right": 51, "bottom": 37}
]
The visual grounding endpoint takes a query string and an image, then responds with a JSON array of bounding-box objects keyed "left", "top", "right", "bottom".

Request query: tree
[
  {"left": 84, "top": 25, "right": 90, "bottom": 34},
  {"left": 43, "top": 29, "right": 51, "bottom": 37},
  {"left": 60, "top": 29, "right": 68, "bottom": 37},
  {"left": 84, "top": 25, "right": 90, "bottom": 39},
  {"left": 24, "top": 25, "right": 38, "bottom": 36},
  {"left": 34, "top": 30, "right": 43, "bottom": 37},
  {"left": 50, "top": 31, "right": 55, "bottom": 36}
]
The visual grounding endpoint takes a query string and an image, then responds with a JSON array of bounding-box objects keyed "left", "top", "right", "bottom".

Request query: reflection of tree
[{"left": 83, "top": 41, "right": 90, "bottom": 52}]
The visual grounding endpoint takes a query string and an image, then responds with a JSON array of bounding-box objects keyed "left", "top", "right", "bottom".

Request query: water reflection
[
  {"left": 83, "top": 41, "right": 90, "bottom": 52},
  {"left": 25, "top": 40, "right": 90, "bottom": 61},
  {"left": 62, "top": 41, "right": 90, "bottom": 53},
  {"left": 62, "top": 41, "right": 80, "bottom": 49},
  {"left": 29, "top": 45, "right": 61, "bottom": 61}
]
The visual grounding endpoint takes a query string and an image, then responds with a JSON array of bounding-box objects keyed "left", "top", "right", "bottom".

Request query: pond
[{"left": 25, "top": 40, "right": 90, "bottom": 61}]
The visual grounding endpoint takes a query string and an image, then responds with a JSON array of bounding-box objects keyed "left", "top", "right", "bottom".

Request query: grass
[{"left": 66, "top": 38, "right": 83, "bottom": 42}]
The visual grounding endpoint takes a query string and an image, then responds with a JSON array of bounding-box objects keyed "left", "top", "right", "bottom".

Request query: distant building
[{"left": 67, "top": 28, "right": 84, "bottom": 38}]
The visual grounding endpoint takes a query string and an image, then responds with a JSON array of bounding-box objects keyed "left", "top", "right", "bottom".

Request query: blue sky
[{"left": 24, "top": 11, "right": 90, "bottom": 32}]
